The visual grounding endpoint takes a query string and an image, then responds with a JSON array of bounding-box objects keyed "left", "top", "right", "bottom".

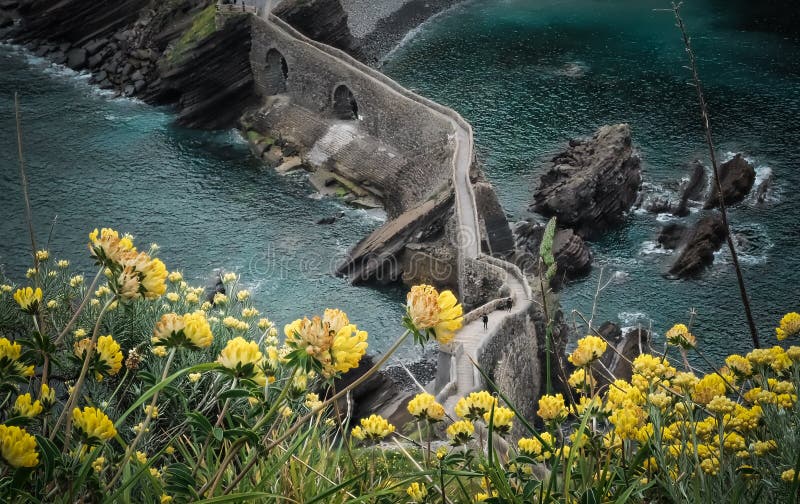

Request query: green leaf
[
  {"left": 35, "top": 435, "right": 59, "bottom": 481},
  {"left": 217, "top": 388, "right": 254, "bottom": 401},
  {"left": 212, "top": 427, "right": 224, "bottom": 442}
]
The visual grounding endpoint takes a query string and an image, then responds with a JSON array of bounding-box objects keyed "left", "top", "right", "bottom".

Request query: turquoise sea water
[
  {"left": 0, "top": 45, "right": 409, "bottom": 356},
  {"left": 384, "top": 0, "right": 800, "bottom": 360}
]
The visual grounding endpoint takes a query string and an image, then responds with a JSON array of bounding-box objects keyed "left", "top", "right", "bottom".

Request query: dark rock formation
[
  {"left": 513, "top": 220, "right": 591, "bottom": 280},
  {"left": 274, "top": 0, "right": 357, "bottom": 55},
  {"left": 668, "top": 213, "right": 726, "bottom": 278},
  {"left": 674, "top": 160, "right": 707, "bottom": 216},
  {"left": 657, "top": 223, "right": 688, "bottom": 250},
  {"left": 755, "top": 167, "right": 773, "bottom": 204},
  {"left": 316, "top": 211, "right": 345, "bottom": 225},
  {"left": 473, "top": 181, "right": 515, "bottom": 257},
  {"left": 704, "top": 154, "right": 755, "bottom": 209},
  {"left": 532, "top": 124, "right": 642, "bottom": 240},
  {"left": 145, "top": 14, "right": 258, "bottom": 130}
]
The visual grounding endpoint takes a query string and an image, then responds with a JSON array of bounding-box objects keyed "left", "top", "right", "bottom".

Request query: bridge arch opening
[
  {"left": 265, "top": 48, "right": 288, "bottom": 94},
  {"left": 332, "top": 84, "right": 358, "bottom": 120}
]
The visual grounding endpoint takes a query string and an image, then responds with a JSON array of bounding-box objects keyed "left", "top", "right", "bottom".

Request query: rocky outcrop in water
[
  {"left": 704, "top": 154, "right": 755, "bottom": 209},
  {"left": 674, "top": 160, "right": 708, "bottom": 216},
  {"left": 595, "top": 322, "right": 649, "bottom": 383},
  {"left": 668, "top": 213, "right": 727, "bottom": 278},
  {"left": 531, "top": 124, "right": 642, "bottom": 240},
  {"left": 513, "top": 221, "right": 591, "bottom": 280}
]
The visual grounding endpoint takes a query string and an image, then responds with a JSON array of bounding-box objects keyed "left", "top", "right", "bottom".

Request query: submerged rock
[
  {"left": 668, "top": 213, "right": 727, "bottom": 278},
  {"left": 704, "top": 154, "right": 755, "bottom": 209},
  {"left": 531, "top": 124, "right": 642, "bottom": 240},
  {"left": 513, "top": 220, "right": 591, "bottom": 281},
  {"left": 674, "top": 160, "right": 707, "bottom": 216}
]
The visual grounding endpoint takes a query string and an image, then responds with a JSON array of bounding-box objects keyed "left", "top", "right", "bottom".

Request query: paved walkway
[{"left": 253, "top": 10, "right": 532, "bottom": 412}]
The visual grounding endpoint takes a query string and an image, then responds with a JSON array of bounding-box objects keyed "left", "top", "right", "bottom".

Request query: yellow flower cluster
[
  {"left": 152, "top": 311, "right": 214, "bottom": 350},
  {"left": 13, "top": 286, "right": 42, "bottom": 313},
  {"left": 405, "top": 284, "right": 463, "bottom": 344},
  {"left": 0, "top": 425, "right": 38, "bottom": 468},
  {"left": 12, "top": 393, "right": 42, "bottom": 418},
  {"left": 407, "top": 393, "right": 445, "bottom": 422},
  {"left": 89, "top": 228, "right": 167, "bottom": 300},
  {"left": 446, "top": 419, "right": 475, "bottom": 445},
  {"left": 406, "top": 482, "right": 427, "bottom": 502},
  {"left": 284, "top": 309, "right": 367, "bottom": 377},
  {"left": 776, "top": 312, "right": 800, "bottom": 341},
  {"left": 0, "top": 337, "right": 34, "bottom": 377},
  {"left": 455, "top": 391, "right": 498, "bottom": 421},
  {"left": 351, "top": 414, "right": 395, "bottom": 441},
  {"left": 537, "top": 393, "right": 567, "bottom": 422},
  {"left": 665, "top": 323, "right": 697, "bottom": 348},
  {"left": 567, "top": 335, "right": 607, "bottom": 367},
  {"left": 72, "top": 407, "right": 117, "bottom": 444},
  {"left": 217, "top": 337, "right": 266, "bottom": 385}
]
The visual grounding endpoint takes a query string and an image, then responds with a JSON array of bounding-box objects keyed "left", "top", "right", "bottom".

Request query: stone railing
[{"left": 217, "top": 3, "right": 258, "bottom": 14}]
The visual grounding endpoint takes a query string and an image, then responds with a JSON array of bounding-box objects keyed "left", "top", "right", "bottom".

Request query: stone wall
[
  {"left": 460, "top": 257, "right": 507, "bottom": 311},
  {"left": 248, "top": 14, "right": 455, "bottom": 214}
]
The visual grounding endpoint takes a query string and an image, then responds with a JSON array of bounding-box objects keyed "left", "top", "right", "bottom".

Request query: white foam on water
[
  {"left": 618, "top": 311, "right": 651, "bottom": 327},
  {"left": 640, "top": 240, "right": 672, "bottom": 256},
  {"left": 655, "top": 212, "right": 678, "bottom": 223}
]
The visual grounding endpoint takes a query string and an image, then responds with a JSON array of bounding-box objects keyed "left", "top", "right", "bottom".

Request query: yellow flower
[
  {"left": 356, "top": 414, "right": 395, "bottom": 441},
  {"left": 136, "top": 451, "right": 147, "bottom": 464},
  {"left": 700, "top": 457, "right": 719, "bottom": 476},
  {"left": 46, "top": 299, "right": 58, "bottom": 309},
  {"left": 725, "top": 354, "right": 752, "bottom": 378},
  {"left": 165, "top": 446, "right": 175, "bottom": 455},
  {"left": 188, "top": 372, "right": 202, "bottom": 383},
  {"left": 436, "top": 446, "right": 448, "bottom": 459},
  {"left": 167, "top": 271, "right": 183, "bottom": 283},
  {"left": 25, "top": 268, "right": 37, "bottom": 278},
  {"left": 707, "top": 396, "right": 736, "bottom": 415},
  {"left": 73, "top": 407, "right": 117, "bottom": 444},
  {"left": 153, "top": 312, "right": 213, "bottom": 350},
  {"left": 217, "top": 337, "right": 265, "bottom": 385},
  {"left": 92, "top": 456, "right": 105, "bottom": 473},
  {"left": 13, "top": 286, "right": 42, "bottom": 313},
  {"left": 665, "top": 323, "right": 697, "bottom": 348},
  {"left": 34, "top": 249, "right": 49, "bottom": 261},
  {"left": 0, "top": 425, "right": 38, "bottom": 468},
  {"left": 69, "top": 275, "right": 84, "bottom": 288},
  {"left": 567, "top": 367, "right": 596, "bottom": 390},
  {"left": 166, "top": 292, "right": 180, "bottom": 303},
  {"left": 0, "top": 284, "right": 12, "bottom": 293},
  {"left": 537, "top": 393, "right": 567, "bottom": 422},
  {"left": 185, "top": 292, "right": 199, "bottom": 304},
  {"left": 776, "top": 312, "right": 800, "bottom": 341},
  {"left": 331, "top": 324, "right": 368, "bottom": 375},
  {"left": 39, "top": 384, "right": 55, "bottom": 408},
  {"left": 406, "top": 482, "right": 428, "bottom": 502},
  {"left": 446, "top": 420, "right": 475, "bottom": 445},
  {"left": 455, "top": 391, "right": 497, "bottom": 420},
  {"left": 632, "top": 354, "right": 676, "bottom": 381},
  {"left": 305, "top": 393, "right": 323, "bottom": 411},
  {"left": 12, "top": 394, "right": 42, "bottom": 418},
  {"left": 0, "top": 337, "right": 22, "bottom": 362},
  {"left": 236, "top": 290, "right": 251, "bottom": 302},
  {"left": 692, "top": 373, "right": 727, "bottom": 405},
  {"left": 407, "top": 393, "right": 445, "bottom": 422},
  {"left": 213, "top": 292, "right": 228, "bottom": 305},
  {"left": 483, "top": 406, "right": 514, "bottom": 435},
  {"left": 568, "top": 335, "right": 607, "bottom": 367},
  {"left": 788, "top": 346, "right": 800, "bottom": 362},
  {"left": 161, "top": 495, "right": 173, "bottom": 504},
  {"left": 241, "top": 307, "right": 259, "bottom": 319},
  {"left": 753, "top": 439, "right": 777, "bottom": 456},
  {"left": 518, "top": 437, "right": 543, "bottom": 457},
  {"left": 405, "top": 285, "right": 463, "bottom": 344},
  {"left": 152, "top": 346, "right": 167, "bottom": 357},
  {"left": 96, "top": 335, "right": 123, "bottom": 379},
  {"left": 222, "top": 272, "right": 238, "bottom": 284},
  {"left": 89, "top": 228, "right": 136, "bottom": 266},
  {"left": 609, "top": 405, "right": 645, "bottom": 440}
]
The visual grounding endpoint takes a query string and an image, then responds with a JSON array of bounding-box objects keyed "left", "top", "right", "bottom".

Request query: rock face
[
  {"left": 594, "top": 322, "right": 650, "bottom": 383},
  {"left": 274, "top": 0, "right": 357, "bottom": 55},
  {"left": 513, "top": 221, "right": 591, "bottom": 280},
  {"left": 674, "top": 160, "right": 707, "bottom": 216},
  {"left": 657, "top": 223, "right": 689, "bottom": 250},
  {"left": 704, "top": 154, "right": 755, "bottom": 209},
  {"left": 668, "top": 213, "right": 727, "bottom": 278},
  {"left": 532, "top": 124, "right": 642, "bottom": 240}
]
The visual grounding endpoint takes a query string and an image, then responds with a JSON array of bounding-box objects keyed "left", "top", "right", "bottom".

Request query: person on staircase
[{"left": 482, "top": 313, "right": 488, "bottom": 330}]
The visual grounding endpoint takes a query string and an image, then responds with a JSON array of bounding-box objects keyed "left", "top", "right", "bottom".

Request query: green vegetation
[{"left": 168, "top": 5, "right": 218, "bottom": 64}]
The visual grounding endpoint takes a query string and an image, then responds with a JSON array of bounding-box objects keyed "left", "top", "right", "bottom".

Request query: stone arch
[
  {"left": 332, "top": 84, "right": 358, "bottom": 120},
  {"left": 264, "top": 48, "right": 288, "bottom": 94}
]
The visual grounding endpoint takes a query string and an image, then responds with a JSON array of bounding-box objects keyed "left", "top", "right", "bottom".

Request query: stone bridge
[{"left": 217, "top": 4, "right": 540, "bottom": 418}]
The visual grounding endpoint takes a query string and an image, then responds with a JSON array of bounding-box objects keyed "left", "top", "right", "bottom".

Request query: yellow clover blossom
[
  {"left": 331, "top": 324, "right": 368, "bottom": 375},
  {"left": 236, "top": 290, "right": 251, "bottom": 302},
  {"left": 88, "top": 228, "right": 136, "bottom": 266},
  {"left": 537, "top": 393, "right": 567, "bottom": 422},
  {"left": 355, "top": 414, "right": 395, "bottom": 441},
  {"left": 776, "top": 312, "right": 800, "bottom": 341},
  {"left": 92, "top": 456, "right": 105, "bottom": 473},
  {"left": 57, "top": 259, "right": 69, "bottom": 269},
  {"left": 567, "top": 367, "right": 596, "bottom": 390},
  {"left": 12, "top": 394, "right": 42, "bottom": 418},
  {"left": 568, "top": 335, "right": 608, "bottom": 367},
  {"left": 446, "top": 419, "right": 475, "bottom": 445},
  {"left": 167, "top": 271, "right": 183, "bottom": 283},
  {"left": 95, "top": 335, "right": 123, "bottom": 380},
  {"left": 782, "top": 469, "right": 797, "bottom": 483},
  {"left": 725, "top": 354, "right": 752, "bottom": 378},
  {"left": 455, "top": 391, "right": 498, "bottom": 421},
  {"left": 406, "top": 482, "right": 427, "bottom": 502},
  {"left": 407, "top": 393, "right": 445, "bottom": 422},
  {"left": 13, "top": 286, "right": 42, "bottom": 313},
  {"left": 39, "top": 384, "right": 55, "bottom": 409},
  {"left": 692, "top": 373, "right": 727, "bottom": 405},
  {"left": 188, "top": 372, "right": 202, "bottom": 383},
  {"left": 518, "top": 437, "right": 544, "bottom": 457},
  {"left": 404, "top": 284, "right": 463, "bottom": 345},
  {"left": 483, "top": 406, "right": 515, "bottom": 435},
  {"left": 665, "top": 323, "right": 697, "bottom": 349},
  {"left": 217, "top": 337, "right": 266, "bottom": 385},
  {"left": 153, "top": 312, "right": 213, "bottom": 350},
  {"left": 0, "top": 425, "right": 38, "bottom": 468},
  {"left": 72, "top": 407, "right": 117, "bottom": 444}
]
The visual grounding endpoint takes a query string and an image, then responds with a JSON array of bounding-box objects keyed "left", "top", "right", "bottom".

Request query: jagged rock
[
  {"left": 0, "top": 15, "right": 11, "bottom": 29},
  {"left": 66, "top": 47, "right": 87, "bottom": 69},
  {"left": 644, "top": 196, "right": 673, "bottom": 214},
  {"left": 657, "top": 223, "right": 688, "bottom": 250},
  {"left": 0, "top": 0, "right": 19, "bottom": 10},
  {"left": 704, "top": 154, "right": 755, "bottom": 209},
  {"left": 34, "top": 44, "right": 53, "bottom": 56},
  {"left": 84, "top": 38, "right": 107, "bottom": 55},
  {"left": 131, "top": 69, "right": 143, "bottom": 82},
  {"left": 316, "top": 211, "right": 345, "bottom": 225},
  {"left": 134, "top": 79, "right": 146, "bottom": 92},
  {"left": 532, "top": 124, "right": 642, "bottom": 240},
  {"left": 513, "top": 220, "right": 591, "bottom": 280},
  {"left": 274, "top": 0, "right": 357, "bottom": 54},
  {"left": 668, "top": 213, "right": 726, "bottom": 278},
  {"left": 51, "top": 51, "right": 66, "bottom": 65},
  {"left": 593, "top": 322, "right": 649, "bottom": 383},
  {"left": 755, "top": 167, "right": 773, "bottom": 204},
  {"left": 93, "top": 70, "right": 107, "bottom": 82},
  {"left": 123, "top": 84, "right": 135, "bottom": 96},
  {"left": 674, "top": 160, "right": 707, "bottom": 216}
]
